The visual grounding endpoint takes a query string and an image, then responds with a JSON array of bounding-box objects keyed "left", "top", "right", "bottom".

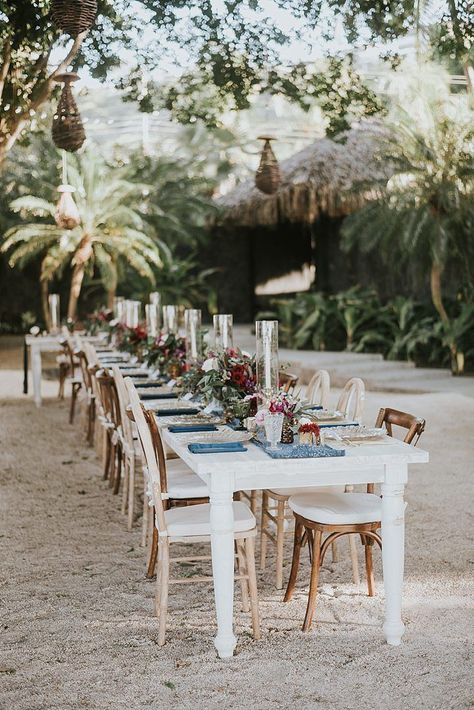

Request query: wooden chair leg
[
  {"left": 146, "top": 522, "right": 158, "bottom": 579},
  {"left": 302, "top": 529, "right": 323, "bottom": 632},
  {"left": 113, "top": 447, "right": 122, "bottom": 495},
  {"left": 364, "top": 538, "right": 375, "bottom": 596},
  {"left": 127, "top": 458, "right": 136, "bottom": 531},
  {"left": 259, "top": 491, "right": 269, "bottom": 570},
  {"left": 250, "top": 490, "right": 258, "bottom": 515},
  {"left": 283, "top": 518, "right": 304, "bottom": 602},
  {"left": 121, "top": 457, "right": 129, "bottom": 515},
  {"left": 245, "top": 536, "right": 261, "bottom": 640},
  {"left": 349, "top": 534, "right": 360, "bottom": 586},
  {"left": 108, "top": 442, "right": 116, "bottom": 488},
  {"left": 103, "top": 436, "right": 111, "bottom": 480},
  {"left": 69, "top": 384, "right": 78, "bottom": 424},
  {"left": 157, "top": 542, "right": 169, "bottom": 646},
  {"left": 331, "top": 541, "right": 339, "bottom": 563},
  {"left": 275, "top": 500, "right": 286, "bottom": 590},
  {"left": 236, "top": 540, "right": 250, "bottom": 613}
]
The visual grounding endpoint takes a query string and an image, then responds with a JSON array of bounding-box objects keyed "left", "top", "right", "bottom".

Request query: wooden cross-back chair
[
  {"left": 57, "top": 337, "right": 82, "bottom": 423},
  {"left": 125, "top": 377, "right": 260, "bottom": 647},
  {"left": 283, "top": 406, "right": 426, "bottom": 632}
]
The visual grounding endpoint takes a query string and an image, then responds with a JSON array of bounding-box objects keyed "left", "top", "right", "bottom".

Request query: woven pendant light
[
  {"left": 55, "top": 185, "right": 81, "bottom": 229},
  {"left": 52, "top": 73, "right": 86, "bottom": 153},
  {"left": 255, "top": 135, "right": 281, "bottom": 195},
  {"left": 51, "top": 0, "right": 97, "bottom": 37}
]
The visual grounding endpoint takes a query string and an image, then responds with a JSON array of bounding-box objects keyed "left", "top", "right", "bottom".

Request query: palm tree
[
  {"left": 341, "top": 104, "right": 474, "bottom": 374},
  {"left": 2, "top": 151, "right": 162, "bottom": 320}
]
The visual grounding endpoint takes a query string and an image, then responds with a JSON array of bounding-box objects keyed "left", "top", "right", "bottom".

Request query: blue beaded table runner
[{"left": 254, "top": 433, "right": 345, "bottom": 459}]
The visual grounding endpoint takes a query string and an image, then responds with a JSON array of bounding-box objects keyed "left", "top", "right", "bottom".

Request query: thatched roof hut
[{"left": 218, "top": 123, "right": 390, "bottom": 226}]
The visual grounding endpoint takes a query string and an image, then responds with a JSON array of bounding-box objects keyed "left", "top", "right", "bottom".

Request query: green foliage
[{"left": 258, "top": 288, "right": 474, "bottom": 371}]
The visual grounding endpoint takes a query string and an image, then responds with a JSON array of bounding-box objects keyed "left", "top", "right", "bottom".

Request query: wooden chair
[
  {"left": 76, "top": 348, "right": 95, "bottom": 445},
  {"left": 259, "top": 368, "right": 332, "bottom": 589},
  {"left": 306, "top": 369, "right": 330, "bottom": 409},
  {"left": 279, "top": 371, "right": 299, "bottom": 394},
  {"left": 126, "top": 377, "right": 260, "bottom": 646},
  {"left": 57, "top": 337, "right": 82, "bottom": 423},
  {"left": 283, "top": 407, "right": 426, "bottom": 632},
  {"left": 96, "top": 369, "right": 123, "bottom": 493}
]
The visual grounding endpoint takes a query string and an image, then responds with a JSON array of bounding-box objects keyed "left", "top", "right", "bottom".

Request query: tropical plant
[
  {"left": 1, "top": 150, "right": 162, "bottom": 320},
  {"left": 341, "top": 104, "right": 474, "bottom": 373}
]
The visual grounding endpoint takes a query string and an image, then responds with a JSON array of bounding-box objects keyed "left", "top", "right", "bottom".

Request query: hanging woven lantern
[
  {"left": 255, "top": 135, "right": 281, "bottom": 195},
  {"left": 51, "top": 0, "right": 97, "bottom": 38},
  {"left": 55, "top": 185, "right": 81, "bottom": 230},
  {"left": 52, "top": 73, "right": 86, "bottom": 153}
]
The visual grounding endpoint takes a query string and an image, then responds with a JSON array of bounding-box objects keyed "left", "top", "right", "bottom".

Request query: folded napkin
[
  {"left": 154, "top": 407, "right": 200, "bottom": 417},
  {"left": 307, "top": 405, "right": 323, "bottom": 410},
  {"left": 168, "top": 424, "right": 218, "bottom": 433},
  {"left": 139, "top": 392, "right": 178, "bottom": 400},
  {"left": 134, "top": 380, "right": 164, "bottom": 387},
  {"left": 188, "top": 442, "right": 247, "bottom": 454}
]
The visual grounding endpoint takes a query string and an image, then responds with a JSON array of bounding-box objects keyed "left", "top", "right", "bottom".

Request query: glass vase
[
  {"left": 124, "top": 300, "right": 141, "bottom": 328},
  {"left": 48, "top": 294, "right": 60, "bottom": 334},
  {"left": 145, "top": 303, "right": 160, "bottom": 338},
  {"left": 255, "top": 320, "right": 279, "bottom": 396},
  {"left": 113, "top": 296, "right": 125, "bottom": 320},
  {"left": 213, "top": 314, "right": 233, "bottom": 350},
  {"left": 162, "top": 305, "right": 179, "bottom": 334},
  {"left": 185, "top": 309, "right": 202, "bottom": 365},
  {"left": 264, "top": 412, "right": 284, "bottom": 449}
]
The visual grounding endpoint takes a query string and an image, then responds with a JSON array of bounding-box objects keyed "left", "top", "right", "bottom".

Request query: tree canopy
[{"left": 0, "top": 1, "right": 472, "bottom": 161}]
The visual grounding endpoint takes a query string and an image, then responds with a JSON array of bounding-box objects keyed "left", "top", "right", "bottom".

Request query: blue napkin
[
  {"left": 168, "top": 424, "right": 218, "bottom": 433},
  {"left": 134, "top": 380, "right": 165, "bottom": 387},
  {"left": 124, "top": 372, "right": 149, "bottom": 378},
  {"left": 139, "top": 392, "right": 178, "bottom": 400},
  {"left": 307, "top": 405, "right": 323, "bottom": 410},
  {"left": 154, "top": 407, "right": 200, "bottom": 417},
  {"left": 188, "top": 442, "right": 247, "bottom": 454}
]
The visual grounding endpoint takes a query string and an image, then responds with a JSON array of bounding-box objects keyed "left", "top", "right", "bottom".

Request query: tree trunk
[
  {"left": 430, "top": 262, "right": 462, "bottom": 375},
  {"left": 68, "top": 261, "right": 86, "bottom": 321},
  {"left": 107, "top": 287, "right": 116, "bottom": 310},
  {"left": 41, "top": 278, "right": 51, "bottom": 331}
]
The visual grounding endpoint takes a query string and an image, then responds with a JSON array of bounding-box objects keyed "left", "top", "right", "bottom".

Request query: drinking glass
[
  {"left": 264, "top": 412, "right": 284, "bottom": 449},
  {"left": 48, "top": 294, "right": 60, "bottom": 334},
  {"left": 162, "top": 305, "right": 179, "bottom": 334},
  {"left": 185, "top": 309, "right": 202, "bottom": 364}
]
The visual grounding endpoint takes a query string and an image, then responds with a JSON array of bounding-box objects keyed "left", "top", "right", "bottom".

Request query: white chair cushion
[
  {"left": 288, "top": 492, "right": 382, "bottom": 525},
  {"left": 167, "top": 458, "right": 208, "bottom": 499},
  {"left": 268, "top": 485, "right": 343, "bottom": 497},
  {"left": 166, "top": 501, "right": 255, "bottom": 537}
]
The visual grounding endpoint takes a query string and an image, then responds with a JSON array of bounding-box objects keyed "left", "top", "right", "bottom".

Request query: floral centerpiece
[
  {"left": 116, "top": 324, "right": 148, "bottom": 358},
  {"left": 84, "top": 308, "right": 114, "bottom": 336},
  {"left": 145, "top": 332, "right": 186, "bottom": 378},
  {"left": 255, "top": 391, "right": 312, "bottom": 444},
  {"left": 180, "top": 347, "right": 257, "bottom": 420}
]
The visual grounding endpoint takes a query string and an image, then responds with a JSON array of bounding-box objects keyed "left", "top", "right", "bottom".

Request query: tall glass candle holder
[
  {"left": 149, "top": 291, "right": 161, "bottom": 306},
  {"left": 162, "top": 305, "right": 179, "bottom": 334},
  {"left": 213, "top": 314, "right": 233, "bottom": 351},
  {"left": 185, "top": 309, "right": 202, "bottom": 364},
  {"left": 125, "top": 300, "right": 141, "bottom": 328},
  {"left": 113, "top": 296, "right": 125, "bottom": 319},
  {"left": 48, "top": 294, "right": 60, "bottom": 334},
  {"left": 145, "top": 304, "right": 160, "bottom": 338},
  {"left": 255, "top": 320, "right": 279, "bottom": 395}
]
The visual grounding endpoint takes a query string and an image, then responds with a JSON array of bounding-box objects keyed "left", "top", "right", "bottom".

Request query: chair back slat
[
  {"left": 112, "top": 366, "right": 135, "bottom": 453},
  {"left": 125, "top": 378, "right": 167, "bottom": 535},
  {"left": 336, "top": 377, "right": 365, "bottom": 421},
  {"left": 306, "top": 369, "right": 330, "bottom": 408}
]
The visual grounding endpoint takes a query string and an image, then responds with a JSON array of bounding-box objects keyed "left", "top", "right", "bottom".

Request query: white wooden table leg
[
  {"left": 31, "top": 345, "right": 42, "bottom": 407},
  {"left": 209, "top": 472, "right": 237, "bottom": 659},
  {"left": 381, "top": 466, "right": 407, "bottom": 646}
]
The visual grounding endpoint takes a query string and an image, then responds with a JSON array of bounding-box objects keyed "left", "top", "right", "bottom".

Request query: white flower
[{"left": 202, "top": 357, "right": 219, "bottom": 372}]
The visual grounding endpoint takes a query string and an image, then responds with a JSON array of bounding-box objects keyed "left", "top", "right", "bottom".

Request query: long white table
[{"left": 161, "top": 427, "right": 429, "bottom": 658}]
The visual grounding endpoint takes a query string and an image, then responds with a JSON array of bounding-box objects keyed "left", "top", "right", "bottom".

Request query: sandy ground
[{"left": 1, "top": 345, "right": 474, "bottom": 709}]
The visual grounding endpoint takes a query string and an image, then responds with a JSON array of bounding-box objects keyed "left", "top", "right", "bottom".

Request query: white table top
[{"left": 161, "top": 426, "right": 429, "bottom": 491}]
